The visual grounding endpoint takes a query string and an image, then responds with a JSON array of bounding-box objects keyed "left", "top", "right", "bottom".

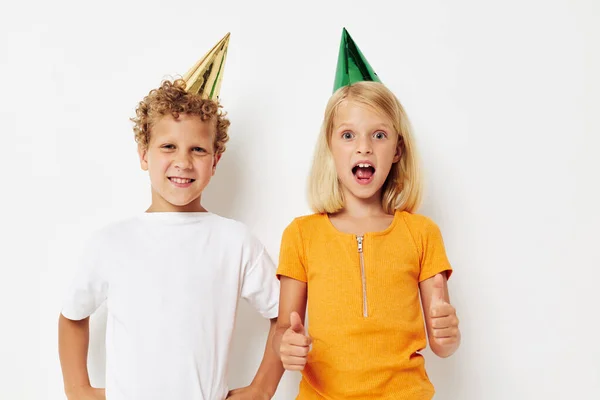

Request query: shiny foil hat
[
  {"left": 183, "top": 32, "right": 230, "bottom": 99},
  {"left": 333, "top": 28, "right": 381, "bottom": 92}
]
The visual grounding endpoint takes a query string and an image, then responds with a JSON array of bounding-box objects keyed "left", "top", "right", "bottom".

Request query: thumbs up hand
[
  {"left": 280, "top": 311, "right": 312, "bottom": 371},
  {"left": 430, "top": 273, "right": 460, "bottom": 347}
]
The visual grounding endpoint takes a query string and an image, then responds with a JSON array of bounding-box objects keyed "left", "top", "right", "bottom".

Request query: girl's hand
[
  {"left": 279, "top": 312, "right": 311, "bottom": 371},
  {"left": 430, "top": 274, "right": 460, "bottom": 347}
]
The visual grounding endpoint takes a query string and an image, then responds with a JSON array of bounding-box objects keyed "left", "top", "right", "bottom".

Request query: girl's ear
[{"left": 393, "top": 136, "right": 403, "bottom": 163}]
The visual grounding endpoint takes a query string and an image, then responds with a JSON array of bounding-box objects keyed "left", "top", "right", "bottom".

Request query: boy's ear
[
  {"left": 138, "top": 144, "right": 149, "bottom": 171},
  {"left": 212, "top": 153, "right": 222, "bottom": 176}
]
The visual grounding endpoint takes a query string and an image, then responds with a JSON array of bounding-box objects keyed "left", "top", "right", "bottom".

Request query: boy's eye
[
  {"left": 161, "top": 144, "right": 175, "bottom": 150},
  {"left": 192, "top": 147, "right": 207, "bottom": 153},
  {"left": 373, "top": 131, "right": 387, "bottom": 139},
  {"left": 342, "top": 132, "right": 354, "bottom": 140}
]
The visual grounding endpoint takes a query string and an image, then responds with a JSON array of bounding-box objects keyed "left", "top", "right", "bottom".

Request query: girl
[{"left": 273, "top": 81, "right": 461, "bottom": 399}]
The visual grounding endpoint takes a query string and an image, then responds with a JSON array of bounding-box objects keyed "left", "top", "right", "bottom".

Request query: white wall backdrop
[{"left": 1, "top": 0, "right": 599, "bottom": 398}]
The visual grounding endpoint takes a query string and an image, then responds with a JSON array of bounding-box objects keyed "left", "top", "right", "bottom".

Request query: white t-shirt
[{"left": 61, "top": 212, "right": 280, "bottom": 400}]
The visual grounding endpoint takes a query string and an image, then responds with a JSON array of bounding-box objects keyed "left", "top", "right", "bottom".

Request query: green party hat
[{"left": 333, "top": 28, "right": 381, "bottom": 92}]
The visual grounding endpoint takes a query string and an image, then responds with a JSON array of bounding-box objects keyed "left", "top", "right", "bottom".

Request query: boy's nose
[{"left": 173, "top": 155, "right": 193, "bottom": 170}]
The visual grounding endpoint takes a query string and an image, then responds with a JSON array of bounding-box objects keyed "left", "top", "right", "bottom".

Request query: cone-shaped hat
[
  {"left": 183, "top": 32, "right": 230, "bottom": 99},
  {"left": 333, "top": 28, "right": 380, "bottom": 92}
]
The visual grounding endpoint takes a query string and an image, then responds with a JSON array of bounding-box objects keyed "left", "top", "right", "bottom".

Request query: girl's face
[{"left": 330, "top": 100, "right": 401, "bottom": 205}]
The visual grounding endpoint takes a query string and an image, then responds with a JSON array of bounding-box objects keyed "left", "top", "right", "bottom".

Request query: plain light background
[{"left": 1, "top": 0, "right": 599, "bottom": 398}]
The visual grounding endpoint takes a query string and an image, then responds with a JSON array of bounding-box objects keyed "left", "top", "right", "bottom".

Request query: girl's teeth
[{"left": 172, "top": 178, "right": 191, "bottom": 184}]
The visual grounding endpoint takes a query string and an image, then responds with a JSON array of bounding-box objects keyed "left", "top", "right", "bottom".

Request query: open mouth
[
  {"left": 352, "top": 162, "right": 376, "bottom": 184},
  {"left": 168, "top": 177, "right": 196, "bottom": 185}
]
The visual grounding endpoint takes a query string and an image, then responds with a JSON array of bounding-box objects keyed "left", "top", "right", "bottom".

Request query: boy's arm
[
  {"left": 58, "top": 314, "right": 105, "bottom": 399},
  {"left": 226, "top": 318, "right": 284, "bottom": 399}
]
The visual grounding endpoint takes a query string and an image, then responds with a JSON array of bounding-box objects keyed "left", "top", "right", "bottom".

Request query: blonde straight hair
[{"left": 308, "top": 81, "right": 422, "bottom": 214}]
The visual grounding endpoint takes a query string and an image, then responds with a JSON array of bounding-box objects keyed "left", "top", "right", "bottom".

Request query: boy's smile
[
  {"left": 138, "top": 113, "right": 221, "bottom": 212},
  {"left": 168, "top": 176, "right": 196, "bottom": 187}
]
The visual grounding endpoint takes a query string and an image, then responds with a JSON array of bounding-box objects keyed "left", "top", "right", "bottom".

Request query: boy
[{"left": 58, "top": 33, "right": 283, "bottom": 400}]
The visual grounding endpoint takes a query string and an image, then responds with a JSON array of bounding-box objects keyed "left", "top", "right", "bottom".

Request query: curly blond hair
[{"left": 131, "top": 79, "right": 230, "bottom": 155}]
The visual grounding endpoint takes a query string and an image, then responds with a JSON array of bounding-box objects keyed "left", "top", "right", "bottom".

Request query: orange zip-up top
[{"left": 276, "top": 210, "right": 453, "bottom": 400}]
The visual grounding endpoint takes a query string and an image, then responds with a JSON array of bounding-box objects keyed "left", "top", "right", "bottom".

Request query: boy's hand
[
  {"left": 65, "top": 386, "right": 105, "bottom": 400},
  {"left": 279, "top": 311, "right": 311, "bottom": 371},
  {"left": 226, "top": 384, "right": 270, "bottom": 399},
  {"left": 430, "top": 274, "right": 460, "bottom": 346}
]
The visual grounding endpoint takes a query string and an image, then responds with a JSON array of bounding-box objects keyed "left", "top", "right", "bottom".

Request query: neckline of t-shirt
[
  {"left": 137, "top": 211, "right": 216, "bottom": 224},
  {"left": 322, "top": 210, "right": 402, "bottom": 238}
]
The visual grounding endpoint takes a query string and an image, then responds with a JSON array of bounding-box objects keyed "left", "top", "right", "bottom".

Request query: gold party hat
[{"left": 183, "top": 32, "right": 230, "bottom": 99}]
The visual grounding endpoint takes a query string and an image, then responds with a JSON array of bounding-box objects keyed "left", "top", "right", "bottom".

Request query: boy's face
[{"left": 138, "top": 114, "right": 221, "bottom": 212}]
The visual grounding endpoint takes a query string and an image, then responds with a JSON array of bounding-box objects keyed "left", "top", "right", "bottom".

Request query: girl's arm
[
  {"left": 419, "top": 272, "right": 461, "bottom": 358},
  {"left": 272, "top": 277, "right": 311, "bottom": 370}
]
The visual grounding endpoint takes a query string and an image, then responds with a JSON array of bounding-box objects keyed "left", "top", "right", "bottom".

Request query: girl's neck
[
  {"left": 328, "top": 191, "right": 396, "bottom": 235},
  {"left": 337, "top": 190, "right": 387, "bottom": 219}
]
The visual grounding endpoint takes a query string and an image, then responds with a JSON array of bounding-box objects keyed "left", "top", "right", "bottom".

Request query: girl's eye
[
  {"left": 342, "top": 132, "right": 354, "bottom": 140},
  {"left": 161, "top": 144, "right": 175, "bottom": 150},
  {"left": 192, "top": 147, "right": 207, "bottom": 153},
  {"left": 373, "top": 131, "right": 386, "bottom": 139}
]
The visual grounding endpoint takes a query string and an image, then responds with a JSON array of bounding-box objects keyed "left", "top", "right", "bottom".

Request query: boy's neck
[
  {"left": 146, "top": 205, "right": 208, "bottom": 213},
  {"left": 146, "top": 193, "right": 207, "bottom": 213}
]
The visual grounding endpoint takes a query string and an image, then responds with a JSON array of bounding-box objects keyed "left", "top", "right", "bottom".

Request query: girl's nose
[{"left": 355, "top": 135, "right": 373, "bottom": 155}]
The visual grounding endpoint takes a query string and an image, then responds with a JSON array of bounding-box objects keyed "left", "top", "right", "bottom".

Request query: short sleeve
[
  {"left": 418, "top": 218, "right": 453, "bottom": 282},
  {"left": 61, "top": 234, "right": 109, "bottom": 320},
  {"left": 276, "top": 219, "right": 307, "bottom": 283},
  {"left": 241, "top": 245, "right": 280, "bottom": 319}
]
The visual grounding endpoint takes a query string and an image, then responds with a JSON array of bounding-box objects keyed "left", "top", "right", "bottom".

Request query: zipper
[{"left": 357, "top": 235, "right": 368, "bottom": 317}]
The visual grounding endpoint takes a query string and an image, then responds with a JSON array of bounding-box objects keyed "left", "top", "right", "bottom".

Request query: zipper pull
[{"left": 357, "top": 235, "right": 363, "bottom": 253}]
